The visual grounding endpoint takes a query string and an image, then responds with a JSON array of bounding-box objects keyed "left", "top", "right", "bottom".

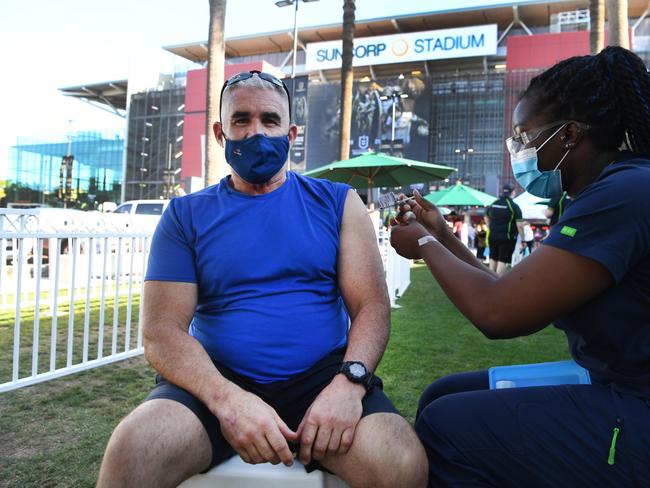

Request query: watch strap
[{"left": 338, "top": 361, "right": 374, "bottom": 392}]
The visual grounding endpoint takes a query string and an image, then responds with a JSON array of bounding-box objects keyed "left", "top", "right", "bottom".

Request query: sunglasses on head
[{"left": 219, "top": 70, "right": 292, "bottom": 120}]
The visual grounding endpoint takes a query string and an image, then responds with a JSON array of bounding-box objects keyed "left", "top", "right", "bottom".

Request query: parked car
[{"left": 112, "top": 200, "right": 170, "bottom": 216}]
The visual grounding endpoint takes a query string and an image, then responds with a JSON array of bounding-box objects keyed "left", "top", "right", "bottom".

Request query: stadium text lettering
[
  {"left": 414, "top": 34, "right": 485, "bottom": 53},
  {"left": 316, "top": 43, "right": 387, "bottom": 62}
]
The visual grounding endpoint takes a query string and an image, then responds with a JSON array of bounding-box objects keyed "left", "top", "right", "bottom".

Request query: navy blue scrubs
[{"left": 416, "top": 153, "right": 650, "bottom": 487}]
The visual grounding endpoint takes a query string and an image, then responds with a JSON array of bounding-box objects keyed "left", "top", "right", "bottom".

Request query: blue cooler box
[{"left": 489, "top": 359, "right": 591, "bottom": 389}]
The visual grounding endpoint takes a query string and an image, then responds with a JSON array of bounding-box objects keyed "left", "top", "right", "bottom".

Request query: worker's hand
[
  {"left": 296, "top": 374, "right": 364, "bottom": 465},
  {"left": 212, "top": 382, "right": 297, "bottom": 466},
  {"left": 397, "top": 190, "right": 452, "bottom": 240},
  {"left": 390, "top": 221, "right": 430, "bottom": 259}
]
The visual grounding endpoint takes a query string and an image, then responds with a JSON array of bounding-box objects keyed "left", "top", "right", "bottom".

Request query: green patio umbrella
[
  {"left": 304, "top": 152, "right": 456, "bottom": 204},
  {"left": 425, "top": 182, "right": 497, "bottom": 207}
]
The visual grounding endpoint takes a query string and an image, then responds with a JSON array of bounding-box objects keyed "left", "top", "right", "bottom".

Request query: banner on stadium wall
[
  {"left": 305, "top": 74, "right": 431, "bottom": 171},
  {"left": 305, "top": 24, "right": 497, "bottom": 71}
]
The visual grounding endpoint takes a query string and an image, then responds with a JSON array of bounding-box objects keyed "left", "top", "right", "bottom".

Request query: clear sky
[{"left": 0, "top": 0, "right": 551, "bottom": 180}]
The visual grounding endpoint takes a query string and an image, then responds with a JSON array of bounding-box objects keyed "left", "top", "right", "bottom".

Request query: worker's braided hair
[{"left": 522, "top": 46, "right": 650, "bottom": 157}]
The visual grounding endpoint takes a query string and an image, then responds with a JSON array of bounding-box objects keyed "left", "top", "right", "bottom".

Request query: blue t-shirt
[
  {"left": 145, "top": 171, "right": 352, "bottom": 383},
  {"left": 544, "top": 153, "right": 650, "bottom": 398}
]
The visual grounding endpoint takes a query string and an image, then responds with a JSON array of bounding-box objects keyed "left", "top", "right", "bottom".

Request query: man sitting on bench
[{"left": 96, "top": 71, "right": 427, "bottom": 488}]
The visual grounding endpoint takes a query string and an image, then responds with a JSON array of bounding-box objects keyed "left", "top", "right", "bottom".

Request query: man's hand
[
  {"left": 390, "top": 221, "right": 430, "bottom": 259},
  {"left": 396, "top": 189, "right": 451, "bottom": 239},
  {"left": 297, "top": 374, "right": 365, "bottom": 465},
  {"left": 212, "top": 383, "right": 298, "bottom": 466}
]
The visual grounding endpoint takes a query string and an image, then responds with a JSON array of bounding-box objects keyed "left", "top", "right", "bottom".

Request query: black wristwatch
[{"left": 338, "top": 361, "right": 373, "bottom": 391}]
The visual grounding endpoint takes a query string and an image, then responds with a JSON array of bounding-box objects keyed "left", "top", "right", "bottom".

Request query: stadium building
[{"left": 41, "top": 0, "right": 650, "bottom": 203}]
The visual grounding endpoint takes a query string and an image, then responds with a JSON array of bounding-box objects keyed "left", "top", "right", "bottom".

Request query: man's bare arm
[
  {"left": 143, "top": 281, "right": 222, "bottom": 401},
  {"left": 337, "top": 191, "right": 390, "bottom": 370},
  {"left": 298, "top": 190, "right": 390, "bottom": 464},
  {"left": 143, "top": 281, "right": 297, "bottom": 466}
]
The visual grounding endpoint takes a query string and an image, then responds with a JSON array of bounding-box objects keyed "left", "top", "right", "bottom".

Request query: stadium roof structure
[
  {"left": 59, "top": 80, "right": 128, "bottom": 118},
  {"left": 164, "top": 0, "right": 650, "bottom": 64}
]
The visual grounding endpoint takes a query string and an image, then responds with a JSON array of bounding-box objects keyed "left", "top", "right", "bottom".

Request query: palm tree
[
  {"left": 590, "top": 0, "right": 605, "bottom": 54},
  {"left": 205, "top": 0, "right": 228, "bottom": 187},
  {"left": 338, "top": 0, "right": 355, "bottom": 161},
  {"left": 606, "top": 0, "right": 630, "bottom": 49}
]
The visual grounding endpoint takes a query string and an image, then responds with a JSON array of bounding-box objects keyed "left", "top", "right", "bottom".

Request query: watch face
[{"left": 349, "top": 363, "right": 366, "bottom": 378}]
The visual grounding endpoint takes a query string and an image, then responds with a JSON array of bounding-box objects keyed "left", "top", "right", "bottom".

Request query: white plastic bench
[{"left": 178, "top": 456, "right": 351, "bottom": 488}]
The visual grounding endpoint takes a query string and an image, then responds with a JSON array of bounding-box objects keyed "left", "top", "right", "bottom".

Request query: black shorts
[
  {"left": 145, "top": 348, "right": 398, "bottom": 472},
  {"left": 489, "top": 239, "right": 517, "bottom": 264}
]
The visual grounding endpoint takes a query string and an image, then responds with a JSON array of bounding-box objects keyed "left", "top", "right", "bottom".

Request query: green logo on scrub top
[{"left": 560, "top": 226, "right": 577, "bottom": 237}]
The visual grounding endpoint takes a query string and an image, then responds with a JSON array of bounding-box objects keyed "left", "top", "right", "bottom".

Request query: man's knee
[
  {"left": 104, "top": 406, "right": 154, "bottom": 466},
  {"left": 99, "top": 399, "right": 211, "bottom": 487},
  {"left": 327, "top": 413, "right": 427, "bottom": 488},
  {"left": 366, "top": 414, "right": 427, "bottom": 488},
  {"left": 385, "top": 423, "right": 428, "bottom": 488},
  {"left": 98, "top": 409, "right": 153, "bottom": 487}
]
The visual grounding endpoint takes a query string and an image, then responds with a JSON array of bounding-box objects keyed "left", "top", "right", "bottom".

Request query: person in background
[
  {"left": 452, "top": 215, "right": 463, "bottom": 240},
  {"left": 475, "top": 219, "right": 488, "bottom": 262},
  {"left": 533, "top": 224, "right": 547, "bottom": 248},
  {"left": 467, "top": 221, "right": 476, "bottom": 250},
  {"left": 390, "top": 46, "right": 650, "bottom": 487},
  {"left": 485, "top": 183, "right": 524, "bottom": 275},
  {"left": 521, "top": 220, "right": 535, "bottom": 254}
]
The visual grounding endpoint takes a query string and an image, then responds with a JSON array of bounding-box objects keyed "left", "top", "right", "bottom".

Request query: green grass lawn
[
  {"left": 0, "top": 294, "right": 141, "bottom": 384},
  {"left": 0, "top": 264, "right": 569, "bottom": 487},
  {"left": 378, "top": 264, "right": 569, "bottom": 421}
]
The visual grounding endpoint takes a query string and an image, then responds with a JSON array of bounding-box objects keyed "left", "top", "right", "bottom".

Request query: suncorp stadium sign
[{"left": 305, "top": 24, "right": 497, "bottom": 71}]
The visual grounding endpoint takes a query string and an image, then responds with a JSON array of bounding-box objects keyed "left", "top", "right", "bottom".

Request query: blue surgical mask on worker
[
  {"left": 224, "top": 133, "right": 290, "bottom": 184},
  {"left": 507, "top": 123, "right": 569, "bottom": 199}
]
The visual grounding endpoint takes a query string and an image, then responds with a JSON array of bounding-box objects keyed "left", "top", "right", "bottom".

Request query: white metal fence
[
  {"left": 0, "top": 210, "right": 153, "bottom": 393},
  {"left": 0, "top": 209, "right": 409, "bottom": 393}
]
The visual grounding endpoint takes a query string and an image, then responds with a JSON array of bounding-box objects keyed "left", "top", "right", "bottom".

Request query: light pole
[
  {"left": 275, "top": 0, "right": 320, "bottom": 78},
  {"left": 454, "top": 148, "right": 475, "bottom": 185},
  {"left": 380, "top": 91, "right": 408, "bottom": 154},
  {"left": 63, "top": 119, "right": 75, "bottom": 208},
  {"left": 454, "top": 147, "right": 475, "bottom": 161}
]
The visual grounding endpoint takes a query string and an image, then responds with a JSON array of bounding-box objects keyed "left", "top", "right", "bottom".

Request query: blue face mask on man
[
  {"left": 507, "top": 122, "right": 570, "bottom": 199},
  {"left": 224, "top": 133, "right": 290, "bottom": 184},
  {"left": 218, "top": 70, "right": 293, "bottom": 185}
]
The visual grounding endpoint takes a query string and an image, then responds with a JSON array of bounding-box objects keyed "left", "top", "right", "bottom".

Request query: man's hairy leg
[
  {"left": 97, "top": 399, "right": 212, "bottom": 488},
  {"left": 320, "top": 413, "right": 428, "bottom": 488}
]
